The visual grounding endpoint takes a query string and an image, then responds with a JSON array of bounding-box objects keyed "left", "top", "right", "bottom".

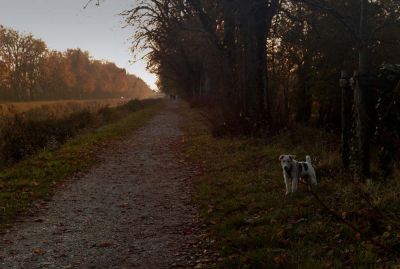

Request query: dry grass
[
  {"left": 181, "top": 103, "right": 400, "bottom": 269},
  {"left": 0, "top": 99, "right": 165, "bottom": 230},
  {"left": 0, "top": 99, "right": 161, "bottom": 166},
  {"left": 0, "top": 99, "right": 128, "bottom": 120}
]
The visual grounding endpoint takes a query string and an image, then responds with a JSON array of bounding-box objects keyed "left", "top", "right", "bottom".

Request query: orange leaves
[
  {"left": 355, "top": 233, "right": 361, "bottom": 241},
  {"left": 273, "top": 253, "right": 287, "bottom": 266},
  {"left": 95, "top": 241, "right": 114, "bottom": 248},
  {"left": 33, "top": 247, "right": 45, "bottom": 256},
  {"left": 0, "top": 25, "right": 153, "bottom": 102}
]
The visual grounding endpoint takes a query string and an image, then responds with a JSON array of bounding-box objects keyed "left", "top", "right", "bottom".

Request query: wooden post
[
  {"left": 353, "top": 70, "right": 372, "bottom": 180},
  {"left": 339, "top": 70, "right": 352, "bottom": 170}
]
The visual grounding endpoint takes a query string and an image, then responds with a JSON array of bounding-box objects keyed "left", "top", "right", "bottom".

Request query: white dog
[{"left": 279, "top": 155, "right": 317, "bottom": 194}]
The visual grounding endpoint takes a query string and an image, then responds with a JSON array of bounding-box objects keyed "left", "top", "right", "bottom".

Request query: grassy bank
[
  {"left": 181, "top": 104, "right": 400, "bottom": 268},
  {"left": 0, "top": 99, "right": 164, "bottom": 229},
  {"left": 0, "top": 98, "right": 127, "bottom": 118}
]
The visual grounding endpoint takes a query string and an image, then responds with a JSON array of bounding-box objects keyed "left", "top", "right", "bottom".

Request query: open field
[{"left": 0, "top": 99, "right": 129, "bottom": 120}]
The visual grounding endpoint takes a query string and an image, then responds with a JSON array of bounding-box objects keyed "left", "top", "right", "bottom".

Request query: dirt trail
[{"left": 0, "top": 102, "right": 212, "bottom": 269}]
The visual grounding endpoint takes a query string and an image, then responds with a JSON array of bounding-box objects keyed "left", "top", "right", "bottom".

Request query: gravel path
[{"left": 0, "top": 102, "right": 212, "bottom": 269}]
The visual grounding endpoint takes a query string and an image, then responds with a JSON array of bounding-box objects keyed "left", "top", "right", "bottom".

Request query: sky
[{"left": 0, "top": 0, "right": 158, "bottom": 90}]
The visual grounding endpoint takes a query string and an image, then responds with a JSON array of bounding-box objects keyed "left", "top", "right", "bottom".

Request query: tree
[
  {"left": 0, "top": 28, "right": 47, "bottom": 100},
  {"left": 124, "top": 0, "right": 281, "bottom": 134},
  {"left": 0, "top": 26, "right": 153, "bottom": 101},
  {"left": 39, "top": 51, "right": 76, "bottom": 99},
  {"left": 289, "top": 0, "right": 400, "bottom": 179}
]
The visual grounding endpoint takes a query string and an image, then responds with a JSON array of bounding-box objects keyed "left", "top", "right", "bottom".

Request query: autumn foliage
[{"left": 0, "top": 26, "right": 153, "bottom": 101}]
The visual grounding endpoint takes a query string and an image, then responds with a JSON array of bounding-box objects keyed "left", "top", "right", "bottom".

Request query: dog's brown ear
[{"left": 279, "top": 155, "right": 284, "bottom": 161}]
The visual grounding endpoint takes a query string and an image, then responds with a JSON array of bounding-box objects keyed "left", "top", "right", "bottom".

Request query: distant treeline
[{"left": 0, "top": 26, "right": 153, "bottom": 101}]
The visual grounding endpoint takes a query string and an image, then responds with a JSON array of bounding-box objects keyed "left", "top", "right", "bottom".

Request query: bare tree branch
[{"left": 291, "top": 0, "right": 360, "bottom": 43}]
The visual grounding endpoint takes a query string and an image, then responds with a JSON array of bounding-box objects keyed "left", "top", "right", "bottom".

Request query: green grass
[
  {"left": 0, "top": 100, "right": 164, "bottom": 229},
  {"left": 181, "top": 103, "right": 400, "bottom": 268}
]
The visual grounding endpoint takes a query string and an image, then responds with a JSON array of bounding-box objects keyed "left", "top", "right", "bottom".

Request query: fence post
[
  {"left": 353, "top": 71, "right": 377, "bottom": 181},
  {"left": 339, "top": 70, "right": 352, "bottom": 170}
]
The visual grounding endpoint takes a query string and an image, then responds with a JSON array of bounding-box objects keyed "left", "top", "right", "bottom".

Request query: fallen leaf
[
  {"left": 274, "top": 253, "right": 287, "bottom": 266},
  {"left": 96, "top": 241, "right": 113, "bottom": 248},
  {"left": 33, "top": 248, "right": 45, "bottom": 256},
  {"left": 355, "top": 233, "right": 361, "bottom": 240}
]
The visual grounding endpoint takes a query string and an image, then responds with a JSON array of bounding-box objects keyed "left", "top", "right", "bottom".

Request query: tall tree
[
  {"left": 290, "top": 0, "right": 400, "bottom": 179},
  {"left": 0, "top": 28, "right": 47, "bottom": 100}
]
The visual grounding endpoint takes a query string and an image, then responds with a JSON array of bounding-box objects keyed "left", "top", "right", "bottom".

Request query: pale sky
[{"left": 0, "top": 0, "right": 158, "bottom": 90}]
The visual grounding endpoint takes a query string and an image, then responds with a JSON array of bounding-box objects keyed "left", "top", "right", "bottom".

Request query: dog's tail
[{"left": 306, "top": 155, "right": 312, "bottom": 164}]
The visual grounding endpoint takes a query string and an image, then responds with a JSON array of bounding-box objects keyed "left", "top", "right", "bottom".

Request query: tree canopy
[
  {"left": 125, "top": 0, "right": 400, "bottom": 178},
  {"left": 0, "top": 26, "right": 153, "bottom": 101}
]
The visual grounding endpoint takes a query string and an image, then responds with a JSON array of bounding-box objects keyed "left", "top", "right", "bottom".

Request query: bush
[
  {"left": 124, "top": 99, "right": 145, "bottom": 111},
  {"left": 0, "top": 99, "right": 159, "bottom": 166},
  {"left": 0, "top": 110, "right": 94, "bottom": 164}
]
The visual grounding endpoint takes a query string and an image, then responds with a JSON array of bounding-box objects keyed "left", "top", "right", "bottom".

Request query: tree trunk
[
  {"left": 254, "top": 0, "right": 270, "bottom": 126},
  {"left": 236, "top": 0, "right": 279, "bottom": 133},
  {"left": 255, "top": 15, "right": 267, "bottom": 119},
  {"left": 284, "top": 78, "right": 289, "bottom": 122},
  {"left": 222, "top": 0, "right": 237, "bottom": 104},
  {"left": 356, "top": 0, "right": 371, "bottom": 179},
  {"left": 295, "top": 62, "right": 311, "bottom": 123},
  {"left": 223, "top": 0, "right": 235, "bottom": 60},
  {"left": 237, "top": 4, "right": 254, "bottom": 122}
]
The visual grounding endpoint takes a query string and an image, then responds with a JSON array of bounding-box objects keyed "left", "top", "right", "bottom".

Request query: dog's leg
[
  {"left": 291, "top": 176, "right": 298, "bottom": 193},
  {"left": 309, "top": 170, "right": 318, "bottom": 186},
  {"left": 283, "top": 173, "right": 290, "bottom": 195}
]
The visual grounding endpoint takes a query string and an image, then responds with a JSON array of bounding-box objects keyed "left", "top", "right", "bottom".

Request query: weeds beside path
[
  {"left": 181, "top": 104, "right": 400, "bottom": 268},
  {"left": 0, "top": 100, "right": 164, "bottom": 229},
  {"left": 0, "top": 100, "right": 215, "bottom": 268}
]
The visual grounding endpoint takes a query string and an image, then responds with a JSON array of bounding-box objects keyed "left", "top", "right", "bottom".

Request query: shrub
[
  {"left": 0, "top": 110, "right": 94, "bottom": 164},
  {"left": 0, "top": 99, "right": 159, "bottom": 166}
]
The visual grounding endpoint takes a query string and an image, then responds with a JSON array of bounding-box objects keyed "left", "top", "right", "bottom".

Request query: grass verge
[
  {"left": 0, "top": 100, "right": 164, "bottom": 229},
  {"left": 181, "top": 103, "right": 400, "bottom": 268}
]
